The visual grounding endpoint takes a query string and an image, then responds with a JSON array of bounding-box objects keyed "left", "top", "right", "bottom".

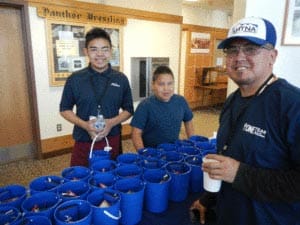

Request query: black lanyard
[
  {"left": 89, "top": 75, "right": 112, "bottom": 116},
  {"left": 221, "top": 74, "right": 275, "bottom": 153}
]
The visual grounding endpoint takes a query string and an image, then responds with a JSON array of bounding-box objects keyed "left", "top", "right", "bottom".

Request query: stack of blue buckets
[{"left": 0, "top": 135, "right": 217, "bottom": 225}]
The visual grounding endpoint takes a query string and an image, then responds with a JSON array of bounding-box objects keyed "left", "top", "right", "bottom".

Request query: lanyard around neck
[
  {"left": 89, "top": 75, "right": 112, "bottom": 116},
  {"left": 221, "top": 74, "right": 275, "bottom": 153}
]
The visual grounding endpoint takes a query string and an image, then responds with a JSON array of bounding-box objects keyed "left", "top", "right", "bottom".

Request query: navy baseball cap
[{"left": 218, "top": 17, "right": 277, "bottom": 49}]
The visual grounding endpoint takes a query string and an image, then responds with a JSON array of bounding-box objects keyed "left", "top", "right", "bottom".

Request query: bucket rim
[{"left": 54, "top": 199, "right": 92, "bottom": 223}]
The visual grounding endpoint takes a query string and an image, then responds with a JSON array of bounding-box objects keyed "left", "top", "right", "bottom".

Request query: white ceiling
[{"left": 182, "top": 0, "right": 234, "bottom": 13}]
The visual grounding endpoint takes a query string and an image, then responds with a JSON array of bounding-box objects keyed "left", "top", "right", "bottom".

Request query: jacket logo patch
[
  {"left": 111, "top": 83, "right": 120, "bottom": 87},
  {"left": 243, "top": 123, "right": 266, "bottom": 138}
]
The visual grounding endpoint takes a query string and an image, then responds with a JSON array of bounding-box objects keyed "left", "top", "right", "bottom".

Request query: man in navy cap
[{"left": 190, "top": 17, "right": 300, "bottom": 225}]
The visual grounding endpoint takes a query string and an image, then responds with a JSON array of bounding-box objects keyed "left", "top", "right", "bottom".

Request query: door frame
[{"left": 1, "top": 0, "right": 42, "bottom": 158}]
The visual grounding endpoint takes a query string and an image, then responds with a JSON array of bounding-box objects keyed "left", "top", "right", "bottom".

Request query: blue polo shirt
[
  {"left": 60, "top": 64, "right": 134, "bottom": 142},
  {"left": 130, "top": 95, "right": 193, "bottom": 147}
]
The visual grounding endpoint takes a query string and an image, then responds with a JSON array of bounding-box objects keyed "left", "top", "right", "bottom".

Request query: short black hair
[
  {"left": 85, "top": 28, "right": 112, "bottom": 48},
  {"left": 152, "top": 65, "right": 174, "bottom": 82}
]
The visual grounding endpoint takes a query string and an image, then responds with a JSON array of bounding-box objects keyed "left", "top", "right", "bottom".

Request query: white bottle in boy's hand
[{"left": 94, "top": 114, "right": 105, "bottom": 131}]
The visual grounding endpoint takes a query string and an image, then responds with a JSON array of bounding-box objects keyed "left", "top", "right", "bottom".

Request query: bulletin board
[{"left": 46, "top": 20, "right": 122, "bottom": 86}]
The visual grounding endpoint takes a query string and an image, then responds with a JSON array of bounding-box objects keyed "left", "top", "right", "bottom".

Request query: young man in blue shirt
[
  {"left": 60, "top": 28, "right": 133, "bottom": 166},
  {"left": 130, "top": 65, "right": 194, "bottom": 150}
]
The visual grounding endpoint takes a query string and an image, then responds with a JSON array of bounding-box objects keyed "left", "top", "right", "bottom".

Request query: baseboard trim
[
  {"left": 40, "top": 124, "right": 132, "bottom": 155},
  {"left": 0, "top": 143, "right": 34, "bottom": 164},
  {"left": 42, "top": 147, "right": 72, "bottom": 159}
]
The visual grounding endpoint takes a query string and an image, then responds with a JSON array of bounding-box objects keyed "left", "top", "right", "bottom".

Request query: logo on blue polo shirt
[
  {"left": 243, "top": 123, "right": 266, "bottom": 138},
  {"left": 111, "top": 82, "right": 120, "bottom": 87}
]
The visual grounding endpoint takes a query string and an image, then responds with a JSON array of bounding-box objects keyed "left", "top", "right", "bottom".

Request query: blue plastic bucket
[
  {"left": 209, "top": 138, "right": 217, "bottom": 146},
  {"left": 88, "top": 173, "right": 116, "bottom": 190},
  {"left": 114, "top": 178, "right": 145, "bottom": 225},
  {"left": 157, "top": 143, "right": 177, "bottom": 152},
  {"left": 195, "top": 141, "right": 216, "bottom": 151},
  {"left": 178, "top": 146, "right": 201, "bottom": 157},
  {"left": 185, "top": 155, "right": 204, "bottom": 193},
  {"left": 188, "top": 135, "right": 209, "bottom": 143},
  {"left": 61, "top": 166, "right": 91, "bottom": 182},
  {"left": 165, "top": 162, "right": 191, "bottom": 202},
  {"left": 116, "top": 153, "right": 140, "bottom": 165},
  {"left": 201, "top": 147, "right": 217, "bottom": 157},
  {"left": 89, "top": 150, "right": 110, "bottom": 166},
  {"left": 143, "top": 169, "right": 171, "bottom": 213},
  {"left": 0, "top": 185, "right": 27, "bottom": 209},
  {"left": 0, "top": 205, "right": 22, "bottom": 225},
  {"left": 174, "top": 139, "right": 194, "bottom": 147},
  {"left": 137, "top": 148, "right": 161, "bottom": 159},
  {"left": 87, "top": 189, "right": 121, "bottom": 225},
  {"left": 29, "top": 175, "right": 65, "bottom": 195},
  {"left": 54, "top": 199, "right": 92, "bottom": 225},
  {"left": 57, "top": 181, "right": 90, "bottom": 202},
  {"left": 115, "top": 164, "right": 143, "bottom": 179},
  {"left": 197, "top": 143, "right": 217, "bottom": 157},
  {"left": 140, "top": 157, "right": 165, "bottom": 171},
  {"left": 21, "top": 191, "right": 61, "bottom": 219},
  {"left": 90, "top": 160, "right": 117, "bottom": 174},
  {"left": 160, "top": 151, "right": 184, "bottom": 163},
  {"left": 15, "top": 215, "right": 52, "bottom": 225}
]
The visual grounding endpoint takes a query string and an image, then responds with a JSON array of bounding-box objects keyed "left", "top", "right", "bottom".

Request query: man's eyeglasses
[
  {"left": 223, "top": 44, "right": 274, "bottom": 57},
  {"left": 88, "top": 46, "right": 111, "bottom": 54}
]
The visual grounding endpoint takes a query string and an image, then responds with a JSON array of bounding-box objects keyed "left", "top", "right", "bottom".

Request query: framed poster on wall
[
  {"left": 282, "top": 0, "right": 300, "bottom": 45},
  {"left": 46, "top": 20, "right": 122, "bottom": 86},
  {"left": 190, "top": 32, "right": 211, "bottom": 53}
]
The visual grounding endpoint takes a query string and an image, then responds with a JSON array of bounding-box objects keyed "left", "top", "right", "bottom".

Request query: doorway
[{"left": 0, "top": 1, "right": 39, "bottom": 164}]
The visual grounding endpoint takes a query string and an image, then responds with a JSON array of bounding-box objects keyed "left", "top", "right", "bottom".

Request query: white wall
[
  {"left": 94, "top": 0, "right": 182, "bottom": 15},
  {"left": 180, "top": 31, "right": 187, "bottom": 95},
  {"left": 29, "top": 7, "right": 74, "bottom": 139},
  {"left": 245, "top": 0, "right": 300, "bottom": 87},
  {"left": 122, "top": 19, "right": 181, "bottom": 92},
  {"left": 182, "top": 5, "right": 230, "bottom": 28}
]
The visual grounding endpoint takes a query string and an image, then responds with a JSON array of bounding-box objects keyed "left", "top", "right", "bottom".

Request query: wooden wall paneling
[
  {"left": 195, "top": 68, "right": 202, "bottom": 86},
  {"left": 202, "top": 89, "right": 213, "bottom": 106},
  {"left": 186, "top": 67, "right": 195, "bottom": 79},
  {"left": 194, "top": 88, "right": 203, "bottom": 108},
  {"left": 185, "top": 71, "right": 195, "bottom": 86},
  {"left": 213, "top": 28, "right": 228, "bottom": 68},
  {"left": 203, "top": 56, "right": 213, "bottom": 66},
  {"left": 214, "top": 28, "right": 228, "bottom": 39},
  {"left": 186, "top": 54, "right": 196, "bottom": 67},
  {"left": 182, "top": 24, "right": 228, "bottom": 108},
  {"left": 211, "top": 89, "right": 227, "bottom": 105},
  {"left": 185, "top": 86, "right": 195, "bottom": 99}
]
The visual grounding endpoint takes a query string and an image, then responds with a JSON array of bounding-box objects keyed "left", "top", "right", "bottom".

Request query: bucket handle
[
  {"left": 0, "top": 190, "right": 10, "bottom": 200},
  {"left": 19, "top": 217, "right": 30, "bottom": 225},
  {"left": 89, "top": 135, "right": 111, "bottom": 159},
  {"left": 104, "top": 210, "right": 121, "bottom": 220}
]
